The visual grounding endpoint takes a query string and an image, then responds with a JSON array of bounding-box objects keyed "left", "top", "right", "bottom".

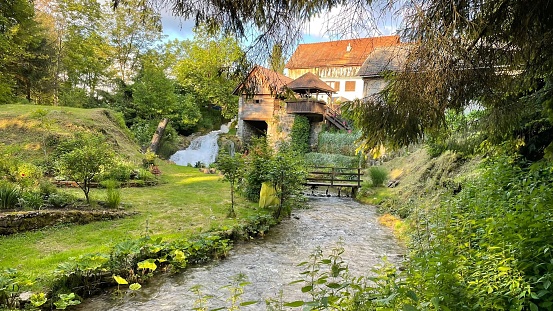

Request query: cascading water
[{"left": 169, "top": 124, "right": 229, "bottom": 167}]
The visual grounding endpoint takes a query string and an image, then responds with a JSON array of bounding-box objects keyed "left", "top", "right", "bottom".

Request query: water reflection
[{"left": 78, "top": 197, "right": 403, "bottom": 310}]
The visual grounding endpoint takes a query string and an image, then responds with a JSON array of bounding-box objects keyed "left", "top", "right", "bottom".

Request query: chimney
[{"left": 346, "top": 43, "right": 352, "bottom": 52}]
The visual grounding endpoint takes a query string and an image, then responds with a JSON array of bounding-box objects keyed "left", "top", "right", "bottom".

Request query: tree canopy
[{"left": 341, "top": 0, "right": 553, "bottom": 157}]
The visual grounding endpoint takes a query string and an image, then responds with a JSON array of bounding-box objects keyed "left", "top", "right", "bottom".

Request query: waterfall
[{"left": 169, "top": 124, "right": 229, "bottom": 167}]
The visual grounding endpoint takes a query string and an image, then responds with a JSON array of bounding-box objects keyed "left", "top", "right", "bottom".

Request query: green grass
[
  {"left": 0, "top": 104, "right": 141, "bottom": 162},
  {"left": 357, "top": 186, "right": 394, "bottom": 205},
  {"left": 0, "top": 104, "right": 269, "bottom": 292},
  {"left": 0, "top": 161, "right": 262, "bottom": 290}
]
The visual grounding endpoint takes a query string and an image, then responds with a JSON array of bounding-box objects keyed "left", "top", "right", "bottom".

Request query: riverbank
[
  {"left": 77, "top": 197, "right": 404, "bottom": 311},
  {"left": 0, "top": 161, "right": 276, "bottom": 309}
]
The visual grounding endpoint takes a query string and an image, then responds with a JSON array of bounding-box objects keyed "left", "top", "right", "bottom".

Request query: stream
[{"left": 78, "top": 197, "right": 404, "bottom": 310}]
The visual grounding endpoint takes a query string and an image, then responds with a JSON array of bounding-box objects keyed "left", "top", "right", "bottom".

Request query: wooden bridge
[{"left": 304, "top": 167, "right": 363, "bottom": 197}]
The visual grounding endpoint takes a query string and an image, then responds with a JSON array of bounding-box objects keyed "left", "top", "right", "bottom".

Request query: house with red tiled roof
[{"left": 285, "top": 36, "right": 401, "bottom": 101}]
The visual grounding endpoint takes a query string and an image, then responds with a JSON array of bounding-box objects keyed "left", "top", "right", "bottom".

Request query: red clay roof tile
[{"left": 286, "top": 36, "right": 401, "bottom": 69}]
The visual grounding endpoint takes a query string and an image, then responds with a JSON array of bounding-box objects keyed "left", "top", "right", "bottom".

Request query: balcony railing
[{"left": 285, "top": 99, "right": 326, "bottom": 115}]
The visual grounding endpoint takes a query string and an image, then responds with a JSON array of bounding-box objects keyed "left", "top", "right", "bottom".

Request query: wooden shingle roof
[
  {"left": 357, "top": 45, "right": 412, "bottom": 77},
  {"left": 233, "top": 65, "right": 293, "bottom": 95},
  {"left": 286, "top": 72, "right": 337, "bottom": 94},
  {"left": 285, "top": 36, "right": 401, "bottom": 69}
]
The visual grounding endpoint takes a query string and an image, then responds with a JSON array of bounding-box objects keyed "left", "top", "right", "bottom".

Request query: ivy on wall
[{"left": 290, "top": 115, "right": 311, "bottom": 154}]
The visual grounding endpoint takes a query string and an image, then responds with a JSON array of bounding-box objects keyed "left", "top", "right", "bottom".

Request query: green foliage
[
  {"left": 39, "top": 179, "right": 58, "bottom": 197},
  {"left": 317, "top": 131, "right": 360, "bottom": 156},
  {"left": 19, "top": 191, "right": 43, "bottom": 210},
  {"left": 0, "top": 0, "right": 51, "bottom": 104},
  {"left": 0, "top": 269, "right": 26, "bottom": 309},
  {"left": 104, "top": 180, "right": 122, "bottom": 209},
  {"left": 30, "top": 292, "right": 47, "bottom": 307},
  {"left": 172, "top": 27, "right": 247, "bottom": 119},
  {"left": 53, "top": 292, "right": 80, "bottom": 309},
  {"left": 287, "top": 243, "right": 352, "bottom": 309},
  {"left": 46, "top": 192, "right": 77, "bottom": 209},
  {"left": 0, "top": 144, "right": 43, "bottom": 188},
  {"left": 425, "top": 109, "right": 486, "bottom": 158},
  {"left": 56, "top": 132, "right": 115, "bottom": 203},
  {"left": 290, "top": 115, "right": 311, "bottom": 154},
  {"left": 100, "top": 160, "right": 134, "bottom": 182},
  {"left": 305, "top": 153, "right": 361, "bottom": 169},
  {"left": 368, "top": 166, "right": 388, "bottom": 187},
  {"left": 269, "top": 44, "right": 286, "bottom": 74},
  {"left": 241, "top": 137, "right": 273, "bottom": 202},
  {"left": 129, "top": 120, "right": 181, "bottom": 159},
  {"left": 0, "top": 182, "right": 20, "bottom": 210},
  {"left": 265, "top": 145, "right": 307, "bottom": 219},
  {"left": 216, "top": 152, "right": 245, "bottom": 217},
  {"left": 191, "top": 274, "right": 257, "bottom": 310},
  {"left": 370, "top": 156, "right": 553, "bottom": 310}
]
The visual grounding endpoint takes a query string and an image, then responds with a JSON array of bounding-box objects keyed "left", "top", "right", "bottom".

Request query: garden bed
[{"left": 0, "top": 210, "right": 137, "bottom": 235}]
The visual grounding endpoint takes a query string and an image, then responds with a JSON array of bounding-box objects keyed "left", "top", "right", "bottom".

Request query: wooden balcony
[{"left": 285, "top": 99, "right": 326, "bottom": 115}]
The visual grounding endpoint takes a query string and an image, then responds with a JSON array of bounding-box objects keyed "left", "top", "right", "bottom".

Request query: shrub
[
  {"left": 425, "top": 109, "right": 485, "bottom": 158},
  {"left": 15, "top": 162, "right": 42, "bottom": 188},
  {"left": 100, "top": 161, "right": 134, "bottom": 182},
  {"left": 39, "top": 179, "right": 58, "bottom": 198},
  {"left": 368, "top": 166, "right": 388, "bottom": 187},
  {"left": 305, "top": 152, "right": 361, "bottom": 168},
  {"left": 104, "top": 180, "right": 122, "bottom": 209},
  {"left": 265, "top": 145, "right": 307, "bottom": 219},
  {"left": 136, "top": 168, "right": 156, "bottom": 182},
  {"left": 19, "top": 191, "right": 44, "bottom": 210},
  {"left": 317, "top": 131, "right": 360, "bottom": 156},
  {"left": 47, "top": 192, "right": 77, "bottom": 209},
  {"left": 0, "top": 182, "right": 20, "bottom": 210},
  {"left": 241, "top": 137, "right": 272, "bottom": 202}
]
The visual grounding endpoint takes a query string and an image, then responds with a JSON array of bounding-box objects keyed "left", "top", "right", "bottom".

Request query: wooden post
[{"left": 149, "top": 118, "right": 169, "bottom": 154}]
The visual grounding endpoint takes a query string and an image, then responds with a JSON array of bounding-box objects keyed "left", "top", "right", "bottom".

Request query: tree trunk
[{"left": 149, "top": 118, "right": 169, "bottom": 154}]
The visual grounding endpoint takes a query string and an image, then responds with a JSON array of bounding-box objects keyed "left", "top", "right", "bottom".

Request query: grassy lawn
[{"left": 0, "top": 161, "right": 262, "bottom": 290}]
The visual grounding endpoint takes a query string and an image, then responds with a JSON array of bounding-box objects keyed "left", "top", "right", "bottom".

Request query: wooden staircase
[{"left": 324, "top": 106, "right": 351, "bottom": 131}]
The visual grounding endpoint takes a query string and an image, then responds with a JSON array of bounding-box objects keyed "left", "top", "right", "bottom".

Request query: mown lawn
[{"left": 0, "top": 161, "right": 262, "bottom": 290}]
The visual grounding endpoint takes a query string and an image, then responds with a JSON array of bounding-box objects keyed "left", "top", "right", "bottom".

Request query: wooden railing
[
  {"left": 304, "top": 167, "right": 363, "bottom": 196},
  {"left": 286, "top": 100, "right": 326, "bottom": 115},
  {"left": 324, "top": 106, "right": 351, "bottom": 131}
]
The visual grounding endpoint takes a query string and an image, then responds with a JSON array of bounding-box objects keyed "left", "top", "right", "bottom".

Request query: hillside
[{"left": 0, "top": 104, "right": 142, "bottom": 163}]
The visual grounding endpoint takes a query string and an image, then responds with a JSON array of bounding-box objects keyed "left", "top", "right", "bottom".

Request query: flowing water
[
  {"left": 78, "top": 197, "right": 404, "bottom": 310},
  {"left": 169, "top": 124, "right": 229, "bottom": 167}
]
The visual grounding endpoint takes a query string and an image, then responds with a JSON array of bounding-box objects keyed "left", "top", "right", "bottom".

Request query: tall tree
[
  {"left": 35, "top": 0, "right": 111, "bottom": 106},
  {"left": 268, "top": 44, "right": 286, "bottom": 74},
  {"left": 131, "top": 50, "right": 201, "bottom": 152},
  {"left": 1, "top": 0, "right": 52, "bottom": 103},
  {"left": 173, "top": 28, "right": 247, "bottom": 119},
  {"left": 104, "top": 0, "right": 162, "bottom": 83}
]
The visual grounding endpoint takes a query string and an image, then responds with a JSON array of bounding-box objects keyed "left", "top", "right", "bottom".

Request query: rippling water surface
[{"left": 78, "top": 197, "right": 404, "bottom": 310}]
